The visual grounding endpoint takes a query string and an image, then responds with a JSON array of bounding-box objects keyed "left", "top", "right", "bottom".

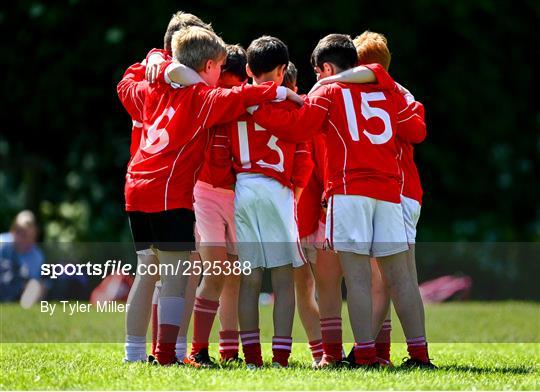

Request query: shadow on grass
[
  {"left": 282, "top": 362, "right": 537, "bottom": 375},
  {"left": 435, "top": 364, "right": 536, "bottom": 375}
]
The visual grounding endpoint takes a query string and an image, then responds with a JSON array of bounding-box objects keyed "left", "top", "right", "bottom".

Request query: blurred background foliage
[{"left": 0, "top": 0, "right": 539, "bottom": 296}]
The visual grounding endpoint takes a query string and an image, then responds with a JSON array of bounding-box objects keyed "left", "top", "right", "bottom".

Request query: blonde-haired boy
[{"left": 118, "top": 26, "right": 297, "bottom": 366}]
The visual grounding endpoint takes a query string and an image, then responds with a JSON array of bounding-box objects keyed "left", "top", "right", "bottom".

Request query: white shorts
[
  {"left": 300, "top": 220, "right": 326, "bottom": 263},
  {"left": 193, "top": 181, "right": 237, "bottom": 255},
  {"left": 234, "top": 173, "right": 307, "bottom": 269},
  {"left": 401, "top": 195, "right": 421, "bottom": 245},
  {"left": 325, "top": 194, "right": 409, "bottom": 257}
]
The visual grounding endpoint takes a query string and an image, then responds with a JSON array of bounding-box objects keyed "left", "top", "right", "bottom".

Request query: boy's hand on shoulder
[
  {"left": 286, "top": 88, "right": 304, "bottom": 106},
  {"left": 145, "top": 53, "right": 166, "bottom": 83}
]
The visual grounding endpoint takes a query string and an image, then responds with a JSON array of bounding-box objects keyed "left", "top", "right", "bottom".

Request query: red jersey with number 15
[
  {"left": 117, "top": 62, "right": 281, "bottom": 212},
  {"left": 252, "top": 64, "right": 426, "bottom": 203}
]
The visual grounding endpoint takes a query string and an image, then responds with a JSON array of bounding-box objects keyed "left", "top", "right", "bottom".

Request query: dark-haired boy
[
  {"left": 248, "top": 34, "right": 429, "bottom": 368},
  {"left": 206, "top": 37, "right": 314, "bottom": 368},
  {"left": 316, "top": 30, "right": 430, "bottom": 368}
]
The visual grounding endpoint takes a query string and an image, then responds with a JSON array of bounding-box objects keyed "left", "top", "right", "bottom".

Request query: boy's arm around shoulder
[
  {"left": 395, "top": 97, "right": 426, "bottom": 144},
  {"left": 196, "top": 82, "right": 286, "bottom": 129},
  {"left": 117, "top": 63, "right": 148, "bottom": 119},
  {"left": 251, "top": 86, "right": 332, "bottom": 143}
]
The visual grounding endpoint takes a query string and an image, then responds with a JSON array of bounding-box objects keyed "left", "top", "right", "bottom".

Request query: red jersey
[
  {"left": 251, "top": 64, "right": 426, "bottom": 203},
  {"left": 397, "top": 100, "right": 425, "bottom": 203},
  {"left": 208, "top": 100, "right": 313, "bottom": 190},
  {"left": 197, "top": 124, "right": 236, "bottom": 189},
  {"left": 297, "top": 134, "right": 327, "bottom": 238},
  {"left": 117, "top": 62, "right": 281, "bottom": 212},
  {"left": 118, "top": 62, "right": 147, "bottom": 160},
  {"left": 145, "top": 49, "right": 237, "bottom": 190}
]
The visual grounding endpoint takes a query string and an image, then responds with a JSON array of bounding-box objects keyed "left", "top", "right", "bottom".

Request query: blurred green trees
[{"left": 1, "top": 2, "right": 538, "bottom": 246}]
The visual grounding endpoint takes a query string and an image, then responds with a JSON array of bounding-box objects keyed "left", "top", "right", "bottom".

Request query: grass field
[{"left": 1, "top": 302, "right": 539, "bottom": 390}]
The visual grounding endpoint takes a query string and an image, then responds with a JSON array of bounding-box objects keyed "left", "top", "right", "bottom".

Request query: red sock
[
  {"left": 407, "top": 336, "right": 429, "bottom": 363},
  {"left": 240, "top": 329, "right": 263, "bottom": 367},
  {"left": 155, "top": 296, "right": 184, "bottom": 365},
  {"left": 309, "top": 339, "right": 323, "bottom": 362},
  {"left": 354, "top": 340, "right": 377, "bottom": 365},
  {"left": 272, "top": 336, "right": 292, "bottom": 367},
  {"left": 156, "top": 324, "right": 179, "bottom": 365},
  {"left": 375, "top": 319, "right": 391, "bottom": 361},
  {"left": 320, "top": 317, "right": 342, "bottom": 361},
  {"left": 219, "top": 330, "right": 239, "bottom": 360},
  {"left": 191, "top": 297, "right": 219, "bottom": 355}
]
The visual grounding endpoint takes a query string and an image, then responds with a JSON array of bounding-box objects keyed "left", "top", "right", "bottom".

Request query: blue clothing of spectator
[{"left": 0, "top": 232, "right": 44, "bottom": 301}]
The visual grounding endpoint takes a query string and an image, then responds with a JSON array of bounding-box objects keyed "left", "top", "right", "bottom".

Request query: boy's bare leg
[
  {"left": 124, "top": 252, "right": 159, "bottom": 361},
  {"left": 339, "top": 251, "right": 373, "bottom": 343},
  {"left": 238, "top": 267, "right": 263, "bottom": 331},
  {"left": 271, "top": 265, "right": 295, "bottom": 336},
  {"left": 314, "top": 249, "right": 343, "bottom": 362},
  {"left": 377, "top": 251, "right": 424, "bottom": 339},
  {"left": 314, "top": 249, "right": 342, "bottom": 319},
  {"left": 406, "top": 244, "right": 425, "bottom": 326},
  {"left": 271, "top": 264, "right": 295, "bottom": 366},
  {"left": 371, "top": 258, "right": 391, "bottom": 334},
  {"left": 126, "top": 253, "right": 160, "bottom": 336},
  {"left": 295, "top": 261, "right": 322, "bottom": 363},
  {"left": 294, "top": 263, "right": 321, "bottom": 341},
  {"left": 197, "top": 246, "right": 228, "bottom": 300},
  {"left": 371, "top": 258, "right": 392, "bottom": 362}
]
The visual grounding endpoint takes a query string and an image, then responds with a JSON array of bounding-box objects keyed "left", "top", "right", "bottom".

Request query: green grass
[{"left": 1, "top": 302, "right": 539, "bottom": 390}]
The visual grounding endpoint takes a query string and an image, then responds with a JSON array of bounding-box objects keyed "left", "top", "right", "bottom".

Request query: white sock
[
  {"left": 176, "top": 335, "right": 187, "bottom": 360},
  {"left": 124, "top": 335, "right": 146, "bottom": 362}
]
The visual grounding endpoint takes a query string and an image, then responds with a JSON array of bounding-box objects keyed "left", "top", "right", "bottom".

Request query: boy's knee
[{"left": 241, "top": 274, "right": 262, "bottom": 292}]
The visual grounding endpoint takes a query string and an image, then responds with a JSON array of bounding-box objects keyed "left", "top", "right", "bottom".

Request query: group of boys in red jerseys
[{"left": 117, "top": 11, "right": 435, "bottom": 370}]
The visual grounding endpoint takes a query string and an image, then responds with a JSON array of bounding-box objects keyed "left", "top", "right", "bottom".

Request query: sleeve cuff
[
  {"left": 163, "top": 62, "right": 177, "bottom": 85},
  {"left": 275, "top": 86, "right": 287, "bottom": 101}
]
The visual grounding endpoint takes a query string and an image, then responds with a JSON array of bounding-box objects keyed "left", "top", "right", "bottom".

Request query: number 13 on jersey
[{"left": 236, "top": 121, "right": 285, "bottom": 173}]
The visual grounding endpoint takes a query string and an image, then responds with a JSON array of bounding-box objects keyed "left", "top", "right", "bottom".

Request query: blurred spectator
[{"left": 0, "top": 210, "right": 45, "bottom": 308}]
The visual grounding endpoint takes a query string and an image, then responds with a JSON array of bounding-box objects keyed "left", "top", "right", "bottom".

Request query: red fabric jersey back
[{"left": 297, "top": 134, "right": 327, "bottom": 238}]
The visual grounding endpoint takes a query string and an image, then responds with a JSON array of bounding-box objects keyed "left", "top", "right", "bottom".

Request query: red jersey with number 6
[
  {"left": 117, "top": 61, "right": 281, "bottom": 212},
  {"left": 251, "top": 64, "right": 426, "bottom": 203}
]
